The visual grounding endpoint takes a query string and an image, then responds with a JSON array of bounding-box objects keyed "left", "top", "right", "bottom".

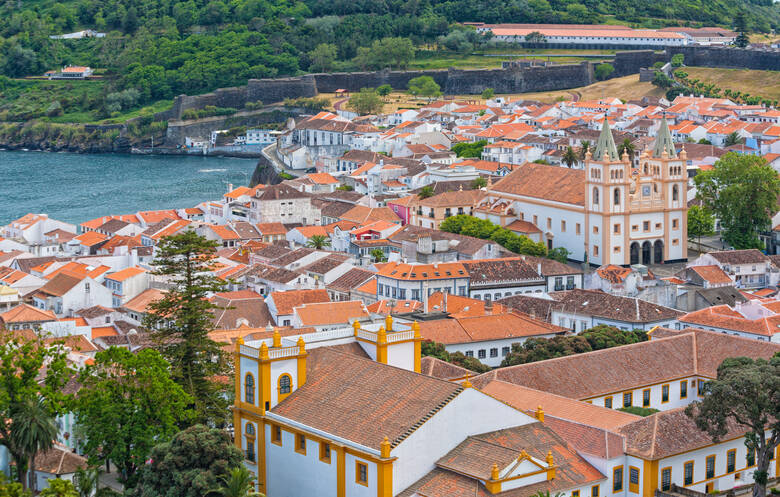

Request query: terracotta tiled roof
[
  {"left": 679, "top": 305, "right": 780, "bottom": 337},
  {"left": 367, "top": 299, "right": 422, "bottom": 314},
  {"left": 506, "top": 219, "right": 542, "bottom": 234},
  {"left": 548, "top": 289, "right": 682, "bottom": 323},
  {"left": 596, "top": 264, "right": 632, "bottom": 284},
  {"left": 619, "top": 407, "right": 748, "bottom": 460},
  {"left": 489, "top": 162, "right": 585, "bottom": 206},
  {"left": 427, "top": 292, "right": 509, "bottom": 318},
  {"left": 480, "top": 380, "right": 640, "bottom": 432},
  {"left": 106, "top": 266, "right": 146, "bottom": 282},
  {"left": 211, "top": 291, "right": 273, "bottom": 330},
  {"left": 420, "top": 356, "right": 472, "bottom": 380},
  {"left": 707, "top": 249, "right": 768, "bottom": 265},
  {"left": 462, "top": 258, "right": 542, "bottom": 284},
  {"left": 327, "top": 268, "right": 375, "bottom": 292},
  {"left": 689, "top": 265, "right": 733, "bottom": 285},
  {"left": 122, "top": 288, "right": 164, "bottom": 314},
  {"left": 34, "top": 444, "right": 87, "bottom": 475},
  {"left": 76, "top": 305, "right": 113, "bottom": 318},
  {"left": 268, "top": 289, "right": 330, "bottom": 316},
  {"left": 35, "top": 273, "right": 83, "bottom": 298},
  {"left": 377, "top": 261, "right": 468, "bottom": 281},
  {"left": 0, "top": 303, "right": 57, "bottom": 323},
  {"left": 293, "top": 300, "right": 369, "bottom": 326},
  {"left": 419, "top": 311, "right": 565, "bottom": 345},
  {"left": 271, "top": 347, "right": 463, "bottom": 450}
]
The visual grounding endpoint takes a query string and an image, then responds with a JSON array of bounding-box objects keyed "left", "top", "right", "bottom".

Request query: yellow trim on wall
[
  {"left": 642, "top": 389, "right": 651, "bottom": 407},
  {"left": 613, "top": 465, "right": 624, "bottom": 493},
  {"left": 244, "top": 372, "right": 256, "bottom": 405},
  {"left": 320, "top": 442, "right": 332, "bottom": 464},
  {"left": 355, "top": 460, "right": 369, "bottom": 487},
  {"left": 623, "top": 392, "right": 633, "bottom": 408},
  {"left": 592, "top": 484, "right": 600, "bottom": 497},
  {"left": 271, "top": 424, "right": 282, "bottom": 446},
  {"left": 377, "top": 458, "right": 393, "bottom": 497},
  {"left": 661, "top": 384, "right": 670, "bottom": 403},
  {"left": 277, "top": 373, "right": 293, "bottom": 402},
  {"left": 642, "top": 459, "right": 658, "bottom": 497},
  {"left": 628, "top": 466, "right": 640, "bottom": 494},
  {"left": 705, "top": 454, "right": 716, "bottom": 480},
  {"left": 660, "top": 467, "right": 671, "bottom": 493},
  {"left": 680, "top": 380, "right": 688, "bottom": 399},
  {"left": 604, "top": 396, "right": 613, "bottom": 409},
  {"left": 295, "top": 433, "right": 307, "bottom": 455},
  {"left": 683, "top": 460, "right": 694, "bottom": 486},
  {"left": 726, "top": 449, "right": 736, "bottom": 473},
  {"left": 337, "top": 445, "right": 346, "bottom": 497}
]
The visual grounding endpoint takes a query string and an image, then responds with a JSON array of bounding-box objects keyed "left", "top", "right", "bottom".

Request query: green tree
[
  {"left": 74, "top": 347, "right": 193, "bottom": 485},
  {"left": 39, "top": 480, "right": 78, "bottom": 497},
  {"left": 143, "top": 231, "right": 229, "bottom": 426},
  {"left": 579, "top": 140, "right": 591, "bottom": 161},
  {"left": 0, "top": 473, "right": 29, "bottom": 497},
  {"left": 308, "top": 43, "right": 337, "bottom": 72},
  {"left": 347, "top": 87, "right": 384, "bottom": 115},
  {"left": 671, "top": 53, "right": 684, "bottom": 67},
  {"left": 451, "top": 140, "right": 487, "bottom": 158},
  {"left": 725, "top": 131, "right": 743, "bottom": 147},
  {"left": 11, "top": 397, "right": 58, "bottom": 493},
  {"left": 524, "top": 31, "right": 547, "bottom": 44},
  {"left": 122, "top": 6, "right": 139, "bottom": 33},
  {"left": 408, "top": 76, "right": 441, "bottom": 101},
  {"left": 0, "top": 332, "right": 71, "bottom": 490},
  {"left": 472, "top": 177, "right": 487, "bottom": 189},
  {"left": 306, "top": 234, "right": 331, "bottom": 249},
  {"left": 370, "top": 249, "right": 387, "bottom": 263},
  {"left": 418, "top": 185, "right": 435, "bottom": 199},
  {"left": 208, "top": 466, "right": 262, "bottom": 497},
  {"left": 481, "top": 88, "right": 495, "bottom": 100},
  {"left": 694, "top": 153, "right": 780, "bottom": 249},
  {"left": 376, "top": 84, "right": 392, "bottom": 97},
  {"left": 128, "top": 425, "right": 243, "bottom": 497},
  {"left": 685, "top": 356, "right": 780, "bottom": 497},
  {"left": 734, "top": 12, "right": 750, "bottom": 48},
  {"left": 562, "top": 146, "right": 578, "bottom": 168},
  {"left": 73, "top": 467, "right": 100, "bottom": 497},
  {"left": 547, "top": 247, "right": 570, "bottom": 263},
  {"left": 594, "top": 63, "right": 615, "bottom": 81},
  {"left": 687, "top": 205, "right": 715, "bottom": 253}
]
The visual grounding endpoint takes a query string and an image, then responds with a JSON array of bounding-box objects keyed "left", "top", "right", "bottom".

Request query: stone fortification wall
[
  {"left": 613, "top": 50, "right": 667, "bottom": 77},
  {"left": 312, "top": 69, "right": 448, "bottom": 93},
  {"left": 445, "top": 62, "right": 593, "bottom": 94},
  {"left": 666, "top": 46, "right": 780, "bottom": 71},
  {"left": 164, "top": 108, "right": 294, "bottom": 146}
]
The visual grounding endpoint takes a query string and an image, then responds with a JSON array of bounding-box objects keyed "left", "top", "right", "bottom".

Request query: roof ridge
[
  {"left": 650, "top": 413, "right": 659, "bottom": 459},
  {"left": 391, "top": 386, "right": 464, "bottom": 447}
]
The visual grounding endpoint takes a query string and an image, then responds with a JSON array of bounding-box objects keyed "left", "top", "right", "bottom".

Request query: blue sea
[{"left": 0, "top": 151, "right": 256, "bottom": 225}]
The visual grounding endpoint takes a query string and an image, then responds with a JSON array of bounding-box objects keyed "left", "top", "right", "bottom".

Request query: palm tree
[
  {"left": 562, "top": 146, "right": 578, "bottom": 168},
  {"left": 724, "top": 131, "right": 742, "bottom": 147},
  {"left": 11, "top": 397, "right": 58, "bottom": 492},
  {"left": 418, "top": 185, "right": 434, "bottom": 199},
  {"left": 209, "top": 466, "right": 264, "bottom": 497},
  {"left": 74, "top": 467, "right": 100, "bottom": 497},
  {"left": 617, "top": 138, "right": 636, "bottom": 163},
  {"left": 305, "top": 235, "right": 330, "bottom": 249},
  {"left": 578, "top": 140, "right": 591, "bottom": 161},
  {"left": 370, "top": 249, "right": 387, "bottom": 263}
]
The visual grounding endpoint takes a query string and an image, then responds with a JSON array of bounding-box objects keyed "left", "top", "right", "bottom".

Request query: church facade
[{"left": 475, "top": 119, "right": 688, "bottom": 266}]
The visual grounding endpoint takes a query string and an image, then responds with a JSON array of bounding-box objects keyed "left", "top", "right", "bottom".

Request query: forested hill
[{"left": 0, "top": 0, "right": 777, "bottom": 112}]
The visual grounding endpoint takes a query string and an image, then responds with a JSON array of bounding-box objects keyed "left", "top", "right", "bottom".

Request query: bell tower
[{"left": 585, "top": 119, "right": 631, "bottom": 265}]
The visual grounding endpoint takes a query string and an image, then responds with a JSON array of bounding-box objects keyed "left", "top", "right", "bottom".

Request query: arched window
[
  {"left": 245, "top": 423, "right": 256, "bottom": 462},
  {"left": 244, "top": 373, "right": 255, "bottom": 404},
  {"left": 672, "top": 185, "right": 679, "bottom": 202},
  {"left": 279, "top": 374, "right": 292, "bottom": 395},
  {"left": 593, "top": 187, "right": 599, "bottom": 205},
  {"left": 613, "top": 188, "right": 621, "bottom": 206}
]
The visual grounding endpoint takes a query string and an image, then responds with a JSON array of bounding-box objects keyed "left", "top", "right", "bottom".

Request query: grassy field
[
  {"left": 681, "top": 67, "right": 780, "bottom": 102},
  {"left": 512, "top": 74, "right": 667, "bottom": 103}
]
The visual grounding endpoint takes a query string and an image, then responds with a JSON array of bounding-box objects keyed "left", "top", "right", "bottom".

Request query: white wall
[
  {"left": 264, "top": 424, "right": 340, "bottom": 497},
  {"left": 585, "top": 376, "right": 700, "bottom": 411},
  {"left": 391, "top": 387, "right": 536, "bottom": 493}
]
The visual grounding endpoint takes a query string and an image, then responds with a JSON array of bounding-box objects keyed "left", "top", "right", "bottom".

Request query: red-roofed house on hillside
[{"left": 103, "top": 266, "right": 149, "bottom": 307}]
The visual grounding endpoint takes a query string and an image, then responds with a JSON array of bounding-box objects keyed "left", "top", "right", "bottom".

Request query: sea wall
[{"left": 164, "top": 108, "right": 295, "bottom": 146}]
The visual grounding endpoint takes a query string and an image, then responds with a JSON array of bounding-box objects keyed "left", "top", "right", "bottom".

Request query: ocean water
[{"left": 0, "top": 151, "right": 256, "bottom": 225}]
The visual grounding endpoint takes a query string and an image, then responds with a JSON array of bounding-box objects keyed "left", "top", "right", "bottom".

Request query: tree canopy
[
  {"left": 128, "top": 425, "right": 244, "bottom": 497},
  {"left": 685, "top": 356, "right": 780, "bottom": 497},
  {"left": 143, "top": 231, "right": 230, "bottom": 426},
  {"left": 694, "top": 152, "right": 780, "bottom": 249},
  {"left": 73, "top": 347, "right": 193, "bottom": 485},
  {"left": 440, "top": 214, "right": 548, "bottom": 257},
  {"left": 408, "top": 76, "right": 441, "bottom": 100},
  {"left": 347, "top": 87, "right": 384, "bottom": 115}
]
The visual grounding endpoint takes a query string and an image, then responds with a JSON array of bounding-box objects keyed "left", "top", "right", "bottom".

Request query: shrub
[{"left": 594, "top": 63, "right": 615, "bottom": 81}]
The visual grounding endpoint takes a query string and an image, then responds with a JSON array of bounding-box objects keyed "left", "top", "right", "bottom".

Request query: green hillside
[{"left": 0, "top": 0, "right": 777, "bottom": 122}]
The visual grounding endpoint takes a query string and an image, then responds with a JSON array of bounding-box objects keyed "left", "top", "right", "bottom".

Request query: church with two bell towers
[{"left": 475, "top": 118, "right": 688, "bottom": 266}]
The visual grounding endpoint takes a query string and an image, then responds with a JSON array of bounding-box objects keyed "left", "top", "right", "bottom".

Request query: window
[
  {"left": 279, "top": 374, "right": 292, "bottom": 397},
  {"left": 573, "top": 492, "right": 580, "bottom": 497},
  {"left": 684, "top": 461, "right": 694, "bottom": 485},
  {"left": 705, "top": 455, "right": 715, "bottom": 479},
  {"left": 272, "top": 425, "right": 282, "bottom": 445},
  {"left": 614, "top": 224, "right": 621, "bottom": 234},
  {"left": 561, "top": 220, "right": 566, "bottom": 232},
  {"left": 296, "top": 433, "right": 306, "bottom": 455},
  {"left": 643, "top": 221, "right": 650, "bottom": 231},
  {"left": 632, "top": 225, "right": 638, "bottom": 231},
  {"left": 680, "top": 380, "right": 688, "bottom": 399},
  {"left": 502, "top": 346, "right": 510, "bottom": 356},
  {"left": 661, "top": 468, "right": 672, "bottom": 491},
  {"left": 576, "top": 223, "right": 581, "bottom": 235},
  {"left": 592, "top": 485, "right": 599, "bottom": 497},
  {"left": 629, "top": 467, "right": 640, "bottom": 493},
  {"left": 547, "top": 218, "right": 552, "bottom": 229},
  {"left": 85, "top": 282, "right": 90, "bottom": 293},
  {"left": 593, "top": 245, "right": 599, "bottom": 257},
  {"left": 623, "top": 392, "right": 633, "bottom": 408},
  {"left": 655, "top": 223, "right": 662, "bottom": 230},
  {"left": 245, "top": 424, "right": 256, "bottom": 462},
  {"left": 673, "top": 185, "right": 679, "bottom": 201},
  {"left": 662, "top": 384, "right": 669, "bottom": 403},
  {"left": 672, "top": 219, "right": 679, "bottom": 229},
  {"left": 747, "top": 448, "right": 756, "bottom": 467},
  {"left": 613, "top": 246, "right": 620, "bottom": 253},
  {"left": 604, "top": 396, "right": 613, "bottom": 409},
  {"left": 593, "top": 187, "right": 599, "bottom": 205},
  {"left": 613, "top": 188, "right": 620, "bottom": 206},
  {"left": 356, "top": 461, "right": 368, "bottom": 486},
  {"left": 465, "top": 351, "right": 474, "bottom": 358},
  {"left": 478, "top": 349, "right": 486, "bottom": 359},
  {"left": 593, "top": 226, "right": 599, "bottom": 234},
  {"left": 642, "top": 389, "right": 651, "bottom": 407},
  {"left": 490, "top": 348, "right": 498, "bottom": 358},
  {"left": 698, "top": 380, "right": 706, "bottom": 396},
  {"left": 727, "top": 449, "right": 736, "bottom": 473},
  {"left": 533, "top": 215, "right": 538, "bottom": 225},
  {"left": 613, "top": 466, "right": 623, "bottom": 492},
  {"left": 319, "top": 442, "right": 331, "bottom": 463},
  {"left": 244, "top": 374, "right": 255, "bottom": 404}
]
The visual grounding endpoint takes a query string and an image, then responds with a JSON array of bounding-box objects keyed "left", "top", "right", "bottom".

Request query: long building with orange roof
[{"left": 478, "top": 23, "right": 686, "bottom": 47}]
